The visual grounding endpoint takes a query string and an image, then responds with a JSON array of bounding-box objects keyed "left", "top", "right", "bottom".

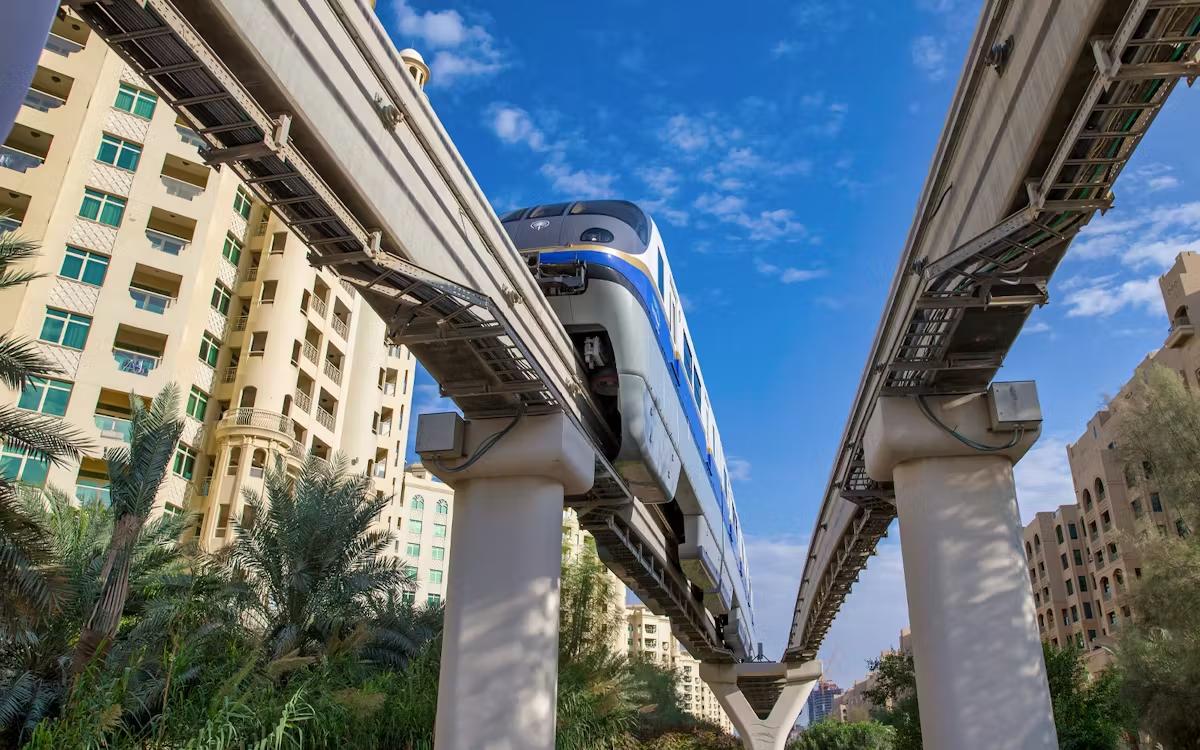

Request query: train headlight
[{"left": 580, "top": 227, "right": 614, "bottom": 243}]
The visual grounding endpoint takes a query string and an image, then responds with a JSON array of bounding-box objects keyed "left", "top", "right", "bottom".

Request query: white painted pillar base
[
  {"left": 425, "top": 413, "right": 594, "bottom": 750},
  {"left": 700, "top": 661, "right": 821, "bottom": 750},
  {"left": 865, "top": 394, "right": 1057, "bottom": 750}
]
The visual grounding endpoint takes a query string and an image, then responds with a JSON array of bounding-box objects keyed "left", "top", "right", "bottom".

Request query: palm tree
[
  {"left": 70, "top": 385, "right": 184, "bottom": 677},
  {"left": 224, "top": 456, "right": 416, "bottom": 662}
]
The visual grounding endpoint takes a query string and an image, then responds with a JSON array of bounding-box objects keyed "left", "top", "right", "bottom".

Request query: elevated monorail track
[
  {"left": 787, "top": 0, "right": 1200, "bottom": 661},
  {"left": 69, "top": 0, "right": 733, "bottom": 662}
]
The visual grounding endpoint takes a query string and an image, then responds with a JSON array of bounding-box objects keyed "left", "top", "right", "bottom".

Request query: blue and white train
[{"left": 501, "top": 200, "right": 755, "bottom": 657}]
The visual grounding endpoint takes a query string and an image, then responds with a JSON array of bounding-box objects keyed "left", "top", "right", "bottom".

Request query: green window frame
[
  {"left": 210, "top": 282, "right": 232, "bottom": 316},
  {"left": 96, "top": 133, "right": 142, "bottom": 171},
  {"left": 409, "top": 518, "right": 423, "bottom": 534},
  {"left": 436, "top": 499, "right": 448, "bottom": 514},
  {"left": 426, "top": 593, "right": 441, "bottom": 606},
  {"left": 429, "top": 569, "right": 443, "bottom": 584},
  {"left": 79, "top": 188, "right": 126, "bottom": 227},
  {"left": 0, "top": 446, "right": 49, "bottom": 486},
  {"left": 114, "top": 83, "right": 157, "bottom": 119},
  {"left": 172, "top": 444, "right": 197, "bottom": 480},
  {"left": 17, "top": 377, "right": 72, "bottom": 416},
  {"left": 403, "top": 565, "right": 418, "bottom": 578},
  {"left": 233, "top": 187, "right": 252, "bottom": 219},
  {"left": 411, "top": 495, "right": 425, "bottom": 510},
  {"left": 431, "top": 546, "right": 445, "bottom": 561},
  {"left": 185, "top": 386, "right": 209, "bottom": 421},
  {"left": 405, "top": 542, "right": 421, "bottom": 557},
  {"left": 400, "top": 590, "right": 415, "bottom": 605},
  {"left": 39, "top": 308, "right": 91, "bottom": 350},
  {"left": 433, "top": 523, "right": 446, "bottom": 538},
  {"left": 198, "top": 332, "right": 221, "bottom": 367},
  {"left": 60, "top": 246, "right": 109, "bottom": 286},
  {"left": 221, "top": 234, "right": 242, "bottom": 265}
]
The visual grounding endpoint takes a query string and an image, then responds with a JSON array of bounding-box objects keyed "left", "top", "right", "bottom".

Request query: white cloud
[
  {"left": 771, "top": 40, "right": 800, "bottom": 58},
  {"left": 1024, "top": 321, "right": 1051, "bottom": 335},
  {"left": 911, "top": 35, "right": 948, "bottom": 80},
  {"left": 754, "top": 258, "right": 825, "bottom": 284},
  {"left": 636, "top": 165, "right": 680, "bottom": 199},
  {"left": 660, "top": 113, "right": 719, "bottom": 154},
  {"left": 484, "top": 104, "right": 549, "bottom": 151},
  {"left": 798, "top": 93, "right": 849, "bottom": 137},
  {"left": 742, "top": 534, "right": 810, "bottom": 660},
  {"left": 1014, "top": 437, "right": 1077, "bottom": 522},
  {"left": 1062, "top": 275, "right": 1161, "bottom": 317},
  {"left": 727, "top": 457, "right": 752, "bottom": 483},
  {"left": 392, "top": 0, "right": 504, "bottom": 86},
  {"left": 1069, "top": 200, "right": 1200, "bottom": 271},
  {"left": 696, "top": 193, "right": 810, "bottom": 243},
  {"left": 539, "top": 161, "right": 616, "bottom": 199}
]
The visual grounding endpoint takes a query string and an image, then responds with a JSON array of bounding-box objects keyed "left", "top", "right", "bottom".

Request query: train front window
[
  {"left": 527, "top": 203, "right": 570, "bottom": 219},
  {"left": 569, "top": 200, "right": 649, "bottom": 244},
  {"left": 498, "top": 208, "right": 526, "bottom": 222}
]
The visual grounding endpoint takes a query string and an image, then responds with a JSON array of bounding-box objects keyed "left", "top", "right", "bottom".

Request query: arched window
[
  {"left": 436, "top": 499, "right": 448, "bottom": 514},
  {"left": 1174, "top": 304, "right": 1189, "bottom": 325},
  {"left": 1025, "top": 541, "right": 1032, "bottom": 557},
  {"left": 250, "top": 448, "right": 267, "bottom": 477},
  {"left": 239, "top": 386, "right": 257, "bottom": 409},
  {"left": 1033, "top": 534, "right": 1041, "bottom": 550},
  {"left": 1142, "top": 461, "right": 1154, "bottom": 479},
  {"left": 1082, "top": 489, "right": 1093, "bottom": 511},
  {"left": 282, "top": 394, "right": 292, "bottom": 416},
  {"left": 1114, "top": 569, "right": 1125, "bottom": 589},
  {"left": 1095, "top": 478, "right": 1106, "bottom": 502},
  {"left": 411, "top": 494, "right": 425, "bottom": 511},
  {"left": 1100, "top": 577, "right": 1111, "bottom": 596}
]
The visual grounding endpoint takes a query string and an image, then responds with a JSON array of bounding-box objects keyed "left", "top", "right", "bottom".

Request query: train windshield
[
  {"left": 527, "top": 203, "right": 571, "bottom": 219},
  {"left": 569, "top": 200, "right": 649, "bottom": 244},
  {"left": 498, "top": 208, "right": 525, "bottom": 221}
]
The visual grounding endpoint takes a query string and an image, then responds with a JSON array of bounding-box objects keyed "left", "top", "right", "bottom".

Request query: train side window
[
  {"left": 683, "top": 341, "right": 693, "bottom": 383},
  {"left": 693, "top": 369, "right": 702, "bottom": 408},
  {"left": 657, "top": 251, "right": 665, "bottom": 297}
]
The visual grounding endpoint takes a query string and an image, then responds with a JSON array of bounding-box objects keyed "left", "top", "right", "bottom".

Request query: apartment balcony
[
  {"left": 331, "top": 315, "right": 349, "bottom": 339},
  {"left": 323, "top": 360, "right": 343, "bottom": 385},
  {"left": 215, "top": 407, "right": 297, "bottom": 450},
  {"left": 160, "top": 174, "right": 204, "bottom": 201},
  {"left": 175, "top": 124, "right": 205, "bottom": 151},
  {"left": 44, "top": 32, "right": 85, "bottom": 57},
  {"left": 232, "top": 314, "right": 248, "bottom": 332},
  {"left": 302, "top": 341, "right": 318, "bottom": 364},
  {"left": 240, "top": 265, "right": 259, "bottom": 283},
  {"left": 94, "top": 414, "right": 132, "bottom": 441},
  {"left": 113, "top": 347, "right": 160, "bottom": 376},
  {"left": 75, "top": 483, "right": 110, "bottom": 506},
  {"left": 315, "top": 406, "right": 335, "bottom": 431},
  {"left": 1166, "top": 315, "right": 1193, "bottom": 348},
  {"left": 308, "top": 295, "right": 328, "bottom": 319},
  {"left": 129, "top": 286, "right": 174, "bottom": 315},
  {"left": 221, "top": 366, "right": 238, "bottom": 384},
  {"left": 293, "top": 389, "right": 312, "bottom": 413},
  {"left": 0, "top": 217, "right": 22, "bottom": 235},
  {"left": 0, "top": 145, "right": 45, "bottom": 173},
  {"left": 23, "top": 88, "right": 66, "bottom": 113},
  {"left": 145, "top": 227, "right": 189, "bottom": 256}
]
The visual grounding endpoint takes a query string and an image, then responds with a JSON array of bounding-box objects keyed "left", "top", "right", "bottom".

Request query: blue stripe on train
[{"left": 540, "top": 250, "right": 744, "bottom": 579}]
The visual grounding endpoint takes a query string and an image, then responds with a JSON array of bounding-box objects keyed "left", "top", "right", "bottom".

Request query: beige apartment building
[
  {"left": 378, "top": 463, "right": 454, "bottom": 607},
  {"left": 832, "top": 628, "right": 911, "bottom": 723},
  {"left": 1023, "top": 250, "right": 1198, "bottom": 670},
  {"left": 0, "top": 11, "right": 416, "bottom": 546},
  {"left": 676, "top": 650, "right": 735, "bottom": 733}
]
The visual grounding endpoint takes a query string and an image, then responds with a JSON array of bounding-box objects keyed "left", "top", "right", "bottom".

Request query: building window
[
  {"left": 1078, "top": 575, "right": 1088, "bottom": 593},
  {"left": 431, "top": 545, "right": 445, "bottom": 561},
  {"left": 429, "top": 569, "right": 443, "bottom": 584},
  {"left": 411, "top": 495, "right": 425, "bottom": 511},
  {"left": 185, "top": 386, "right": 209, "bottom": 421},
  {"left": 1142, "top": 461, "right": 1154, "bottom": 479},
  {"left": 436, "top": 499, "right": 448, "bottom": 514},
  {"left": 1150, "top": 493, "right": 1163, "bottom": 513},
  {"left": 222, "top": 234, "right": 242, "bottom": 265},
  {"left": 403, "top": 565, "right": 418, "bottom": 577},
  {"left": 79, "top": 188, "right": 125, "bottom": 227},
  {"left": 1070, "top": 606, "right": 1079, "bottom": 623},
  {"left": 114, "top": 82, "right": 157, "bottom": 119},
  {"left": 433, "top": 523, "right": 446, "bottom": 538},
  {"left": 1082, "top": 490, "right": 1093, "bottom": 511},
  {"left": 409, "top": 519, "right": 423, "bottom": 534},
  {"left": 18, "top": 377, "right": 72, "bottom": 416},
  {"left": 198, "top": 332, "right": 221, "bottom": 367},
  {"left": 96, "top": 133, "right": 142, "bottom": 171},
  {"left": 172, "top": 444, "right": 197, "bottom": 480},
  {"left": 1095, "top": 478, "right": 1106, "bottom": 502},
  {"left": 233, "top": 186, "right": 252, "bottom": 219},
  {"left": 60, "top": 246, "right": 109, "bottom": 285},
  {"left": 405, "top": 542, "right": 420, "bottom": 557},
  {"left": 1065, "top": 579, "right": 1074, "bottom": 595},
  {"left": 1177, "top": 519, "right": 1190, "bottom": 538},
  {"left": 1083, "top": 602, "right": 1093, "bottom": 619},
  {"left": 1073, "top": 549, "right": 1083, "bottom": 566},
  {"left": 1061, "top": 553, "right": 1069, "bottom": 570},
  {"left": 400, "top": 590, "right": 415, "bottom": 605},
  {"left": 39, "top": 308, "right": 91, "bottom": 350},
  {"left": 1055, "top": 525, "right": 1064, "bottom": 544},
  {"left": 210, "top": 282, "right": 232, "bottom": 316},
  {"left": 427, "top": 593, "right": 441, "bottom": 606},
  {"left": 1068, "top": 522, "right": 1078, "bottom": 540},
  {"left": 0, "top": 446, "right": 49, "bottom": 486},
  {"left": 1130, "top": 498, "right": 1143, "bottom": 518}
]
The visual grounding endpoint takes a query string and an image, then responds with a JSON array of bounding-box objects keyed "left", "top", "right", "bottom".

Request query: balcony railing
[
  {"left": 380, "top": 382, "right": 396, "bottom": 396},
  {"left": 45, "top": 33, "right": 84, "bottom": 56},
  {"left": 302, "top": 341, "right": 318, "bottom": 363},
  {"left": 241, "top": 266, "right": 259, "bottom": 283},
  {"left": 129, "top": 286, "right": 173, "bottom": 314},
  {"left": 221, "top": 366, "right": 238, "bottom": 384},
  {"left": 232, "top": 315, "right": 248, "bottom": 332},
  {"left": 315, "top": 406, "right": 335, "bottom": 431},
  {"left": 253, "top": 218, "right": 269, "bottom": 237},
  {"left": 23, "top": 89, "right": 66, "bottom": 112},
  {"left": 175, "top": 125, "right": 205, "bottom": 150},
  {"left": 113, "top": 347, "right": 161, "bottom": 376},
  {"left": 331, "top": 316, "right": 349, "bottom": 339},
  {"left": 146, "top": 228, "right": 190, "bottom": 256},
  {"left": 0, "top": 217, "right": 22, "bottom": 235},
  {"left": 160, "top": 174, "right": 205, "bottom": 200},
  {"left": 309, "top": 295, "right": 328, "bottom": 319},
  {"left": 0, "top": 145, "right": 45, "bottom": 173},
  {"left": 323, "top": 360, "right": 342, "bottom": 385},
  {"left": 219, "top": 407, "right": 294, "bottom": 437},
  {"left": 294, "top": 389, "right": 312, "bottom": 413},
  {"left": 75, "top": 483, "right": 111, "bottom": 506},
  {"left": 372, "top": 464, "right": 387, "bottom": 479},
  {"left": 94, "top": 414, "right": 132, "bottom": 441}
]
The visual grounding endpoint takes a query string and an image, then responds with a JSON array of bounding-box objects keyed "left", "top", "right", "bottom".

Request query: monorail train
[{"left": 500, "top": 200, "right": 756, "bottom": 657}]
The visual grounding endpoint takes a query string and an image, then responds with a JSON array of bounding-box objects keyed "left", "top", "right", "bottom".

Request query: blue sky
[{"left": 381, "top": 0, "right": 1200, "bottom": 690}]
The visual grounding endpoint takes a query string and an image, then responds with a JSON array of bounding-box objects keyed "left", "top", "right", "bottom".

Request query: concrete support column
[
  {"left": 425, "top": 413, "right": 594, "bottom": 750},
  {"left": 700, "top": 661, "right": 821, "bottom": 750},
  {"left": 864, "top": 393, "right": 1057, "bottom": 750}
]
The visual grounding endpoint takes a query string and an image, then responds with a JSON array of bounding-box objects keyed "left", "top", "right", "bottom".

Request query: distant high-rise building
[
  {"left": 832, "top": 628, "right": 911, "bottom": 723},
  {"left": 805, "top": 680, "right": 843, "bottom": 725}
]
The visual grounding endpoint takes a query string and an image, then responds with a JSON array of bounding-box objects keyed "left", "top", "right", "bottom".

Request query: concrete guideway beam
[
  {"left": 423, "top": 413, "right": 594, "bottom": 750},
  {"left": 864, "top": 390, "right": 1057, "bottom": 750},
  {"left": 700, "top": 661, "right": 822, "bottom": 750}
]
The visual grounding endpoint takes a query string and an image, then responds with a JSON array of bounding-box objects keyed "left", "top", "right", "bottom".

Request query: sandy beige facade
[
  {"left": 0, "top": 12, "right": 415, "bottom": 547},
  {"left": 379, "top": 463, "right": 453, "bottom": 606}
]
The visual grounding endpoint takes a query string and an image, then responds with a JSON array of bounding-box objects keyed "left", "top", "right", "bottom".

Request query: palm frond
[
  {"left": 0, "top": 335, "right": 61, "bottom": 390},
  {"left": 0, "top": 406, "right": 92, "bottom": 466},
  {"left": 0, "top": 231, "right": 43, "bottom": 293}
]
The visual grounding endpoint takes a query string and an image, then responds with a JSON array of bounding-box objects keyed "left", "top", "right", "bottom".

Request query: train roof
[{"left": 499, "top": 200, "right": 651, "bottom": 245}]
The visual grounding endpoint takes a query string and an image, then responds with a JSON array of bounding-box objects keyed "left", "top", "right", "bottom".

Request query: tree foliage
[
  {"left": 862, "top": 652, "right": 921, "bottom": 750},
  {"left": 787, "top": 720, "right": 895, "bottom": 750},
  {"left": 1042, "top": 643, "right": 1134, "bottom": 750}
]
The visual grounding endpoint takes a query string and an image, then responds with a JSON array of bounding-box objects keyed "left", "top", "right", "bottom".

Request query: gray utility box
[
  {"left": 415, "top": 412, "right": 465, "bottom": 458},
  {"left": 987, "top": 381, "right": 1042, "bottom": 432}
]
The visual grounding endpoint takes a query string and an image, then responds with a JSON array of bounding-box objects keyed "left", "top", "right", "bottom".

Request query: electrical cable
[
  {"left": 915, "top": 395, "right": 1024, "bottom": 452},
  {"left": 431, "top": 400, "right": 526, "bottom": 474}
]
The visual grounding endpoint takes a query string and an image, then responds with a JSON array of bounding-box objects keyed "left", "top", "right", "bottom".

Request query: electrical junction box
[
  {"left": 415, "top": 412, "right": 465, "bottom": 458},
  {"left": 987, "top": 381, "right": 1042, "bottom": 432}
]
